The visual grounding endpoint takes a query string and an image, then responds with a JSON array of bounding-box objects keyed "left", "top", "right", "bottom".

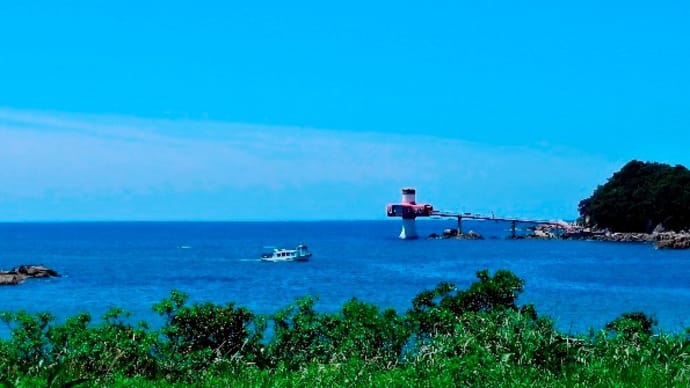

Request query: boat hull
[
  {"left": 260, "top": 245, "right": 312, "bottom": 262},
  {"left": 260, "top": 253, "right": 311, "bottom": 263}
]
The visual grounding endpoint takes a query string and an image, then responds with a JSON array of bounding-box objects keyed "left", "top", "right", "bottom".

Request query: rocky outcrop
[
  {"left": 521, "top": 225, "right": 560, "bottom": 240},
  {"left": 0, "top": 265, "right": 59, "bottom": 286},
  {"left": 426, "top": 225, "right": 690, "bottom": 249},
  {"left": 655, "top": 232, "right": 690, "bottom": 249},
  {"left": 595, "top": 232, "right": 655, "bottom": 243},
  {"left": 562, "top": 230, "right": 690, "bottom": 249},
  {"left": 428, "top": 229, "right": 484, "bottom": 240},
  {"left": 458, "top": 230, "right": 484, "bottom": 240},
  {"left": 562, "top": 230, "right": 642, "bottom": 242}
]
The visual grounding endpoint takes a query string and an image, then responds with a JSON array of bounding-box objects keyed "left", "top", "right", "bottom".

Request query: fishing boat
[{"left": 260, "top": 244, "right": 312, "bottom": 262}]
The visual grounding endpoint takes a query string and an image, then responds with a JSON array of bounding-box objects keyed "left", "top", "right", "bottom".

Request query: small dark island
[
  {"left": 0, "top": 265, "right": 59, "bottom": 286},
  {"left": 576, "top": 160, "right": 690, "bottom": 249},
  {"left": 578, "top": 160, "right": 690, "bottom": 232}
]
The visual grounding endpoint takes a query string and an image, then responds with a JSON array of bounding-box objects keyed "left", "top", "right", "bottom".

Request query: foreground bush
[{"left": 1, "top": 269, "right": 688, "bottom": 387}]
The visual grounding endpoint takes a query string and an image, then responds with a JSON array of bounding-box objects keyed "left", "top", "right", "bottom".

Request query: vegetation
[
  {"left": 578, "top": 160, "right": 690, "bottom": 232},
  {"left": 1, "top": 270, "right": 689, "bottom": 387}
]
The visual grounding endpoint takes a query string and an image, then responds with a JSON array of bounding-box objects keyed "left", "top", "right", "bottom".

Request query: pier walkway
[{"left": 430, "top": 210, "right": 574, "bottom": 238}]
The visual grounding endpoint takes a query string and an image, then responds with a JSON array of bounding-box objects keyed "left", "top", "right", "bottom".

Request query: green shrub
[
  {"left": 153, "top": 290, "right": 263, "bottom": 380},
  {"left": 0, "top": 311, "right": 54, "bottom": 375},
  {"left": 409, "top": 269, "right": 525, "bottom": 339},
  {"left": 48, "top": 308, "right": 158, "bottom": 380},
  {"left": 1, "top": 269, "right": 688, "bottom": 386},
  {"left": 322, "top": 298, "right": 411, "bottom": 366},
  {"left": 267, "top": 296, "right": 329, "bottom": 369},
  {"left": 605, "top": 311, "right": 657, "bottom": 339}
]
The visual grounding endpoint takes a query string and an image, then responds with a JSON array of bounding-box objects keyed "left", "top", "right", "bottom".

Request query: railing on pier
[{"left": 430, "top": 210, "right": 573, "bottom": 238}]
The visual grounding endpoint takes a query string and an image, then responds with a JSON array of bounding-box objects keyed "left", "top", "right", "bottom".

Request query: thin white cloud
[{"left": 0, "top": 107, "right": 620, "bottom": 220}]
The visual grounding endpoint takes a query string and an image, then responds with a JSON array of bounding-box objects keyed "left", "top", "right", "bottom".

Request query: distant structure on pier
[
  {"left": 386, "top": 187, "right": 572, "bottom": 240},
  {"left": 386, "top": 188, "right": 433, "bottom": 239}
]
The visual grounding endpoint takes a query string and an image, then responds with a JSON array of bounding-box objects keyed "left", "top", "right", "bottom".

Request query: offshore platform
[{"left": 386, "top": 187, "right": 572, "bottom": 239}]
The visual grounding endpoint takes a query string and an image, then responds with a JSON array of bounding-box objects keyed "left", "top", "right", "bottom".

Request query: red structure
[
  {"left": 386, "top": 188, "right": 433, "bottom": 239},
  {"left": 386, "top": 188, "right": 433, "bottom": 217}
]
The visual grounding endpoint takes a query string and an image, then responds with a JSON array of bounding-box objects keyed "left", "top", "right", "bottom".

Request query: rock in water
[
  {"left": 0, "top": 265, "right": 59, "bottom": 286},
  {"left": 656, "top": 233, "right": 690, "bottom": 249},
  {"left": 0, "top": 273, "right": 24, "bottom": 285}
]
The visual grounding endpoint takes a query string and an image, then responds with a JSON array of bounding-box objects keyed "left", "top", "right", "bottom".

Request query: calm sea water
[{"left": 1, "top": 220, "right": 689, "bottom": 337}]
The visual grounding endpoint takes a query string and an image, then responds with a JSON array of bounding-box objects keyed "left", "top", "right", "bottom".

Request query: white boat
[{"left": 260, "top": 244, "right": 312, "bottom": 262}]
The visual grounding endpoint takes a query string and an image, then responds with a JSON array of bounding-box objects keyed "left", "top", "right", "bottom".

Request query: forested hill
[{"left": 578, "top": 160, "right": 690, "bottom": 233}]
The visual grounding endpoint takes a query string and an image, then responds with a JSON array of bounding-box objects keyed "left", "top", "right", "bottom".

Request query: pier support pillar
[
  {"left": 511, "top": 221, "right": 517, "bottom": 239},
  {"left": 457, "top": 216, "right": 463, "bottom": 234},
  {"left": 400, "top": 218, "right": 418, "bottom": 239}
]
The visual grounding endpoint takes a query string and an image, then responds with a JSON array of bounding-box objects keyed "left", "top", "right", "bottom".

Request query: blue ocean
[{"left": 1, "top": 220, "right": 690, "bottom": 337}]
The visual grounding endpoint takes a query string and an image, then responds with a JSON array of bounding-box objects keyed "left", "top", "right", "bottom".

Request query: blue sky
[{"left": 0, "top": 1, "right": 688, "bottom": 221}]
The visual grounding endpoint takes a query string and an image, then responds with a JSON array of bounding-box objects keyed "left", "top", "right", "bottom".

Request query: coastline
[
  {"left": 428, "top": 225, "right": 690, "bottom": 249},
  {"left": 561, "top": 230, "right": 690, "bottom": 249}
]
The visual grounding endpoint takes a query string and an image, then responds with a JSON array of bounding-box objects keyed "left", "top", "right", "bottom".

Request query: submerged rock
[
  {"left": 460, "top": 230, "right": 484, "bottom": 240},
  {"left": 0, "top": 273, "right": 24, "bottom": 286},
  {"left": 432, "top": 228, "right": 484, "bottom": 240},
  {"left": 0, "top": 265, "right": 59, "bottom": 286}
]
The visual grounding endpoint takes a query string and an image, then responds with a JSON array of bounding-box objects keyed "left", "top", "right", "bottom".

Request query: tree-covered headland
[
  {"left": 578, "top": 160, "right": 690, "bottom": 233},
  {"left": 1, "top": 270, "right": 688, "bottom": 387}
]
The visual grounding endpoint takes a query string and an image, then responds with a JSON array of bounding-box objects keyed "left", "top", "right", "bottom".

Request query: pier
[
  {"left": 431, "top": 211, "right": 572, "bottom": 239},
  {"left": 386, "top": 188, "right": 573, "bottom": 239}
]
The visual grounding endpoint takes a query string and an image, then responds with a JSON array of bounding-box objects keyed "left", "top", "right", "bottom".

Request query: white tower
[
  {"left": 401, "top": 187, "right": 416, "bottom": 204},
  {"left": 400, "top": 218, "right": 418, "bottom": 239},
  {"left": 399, "top": 188, "right": 418, "bottom": 239}
]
